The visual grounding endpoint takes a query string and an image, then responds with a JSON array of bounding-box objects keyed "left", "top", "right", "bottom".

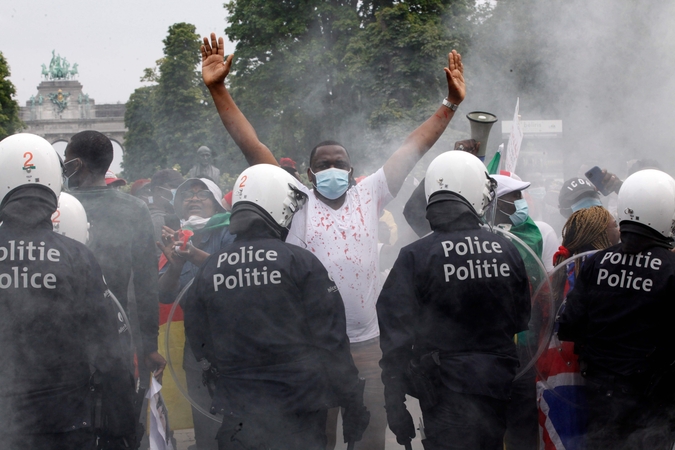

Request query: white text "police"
[
  {"left": 213, "top": 246, "right": 282, "bottom": 291},
  {"left": 441, "top": 238, "right": 511, "bottom": 281},
  {"left": 596, "top": 251, "right": 661, "bottom": 292}
]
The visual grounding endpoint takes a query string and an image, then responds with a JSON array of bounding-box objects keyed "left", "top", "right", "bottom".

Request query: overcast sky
[{"left": 1, "top": 0, "right": 237, "bottom": 106}]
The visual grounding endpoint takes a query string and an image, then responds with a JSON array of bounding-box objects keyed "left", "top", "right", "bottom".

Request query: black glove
[
  {"left": 342, "top": 378, "right": 370, "bottom": 444},
  {"left": 385, "top": 402, "right": 415, "bottom": 445}
]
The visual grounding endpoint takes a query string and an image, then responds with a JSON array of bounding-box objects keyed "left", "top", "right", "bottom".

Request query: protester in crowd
[
  {"left": 200, "top": 32, "right": 465, "bottom": 449},
  {"left": 149, "top": 169, "right": 185, "bottom": 251},
  {"left": 557, "top": 177, "right": 604, "bottom": 219},
  {"left": 558, "top": 169, "right": 675, "bottom": 449},
  {"left": 184, "top": 164, "right": 370, "bottom": 450},
  {"left": 489, "top": 173, "right": 550, "bottom": 450},
  {"left": 157, "top": 177, "right": 234, "bottom": 450},
  {"left": 0, "top": 133, "right": 131, "bottom": 450},
  {"left": 105, "top": 169, "right": 127, "bottom": 188},
  {"left": 536, "top": 206, "right": 619, "bottom": 450},
  {"left": 492, "top": 174, "right": 558, "bottom": 272},
  {"left": 63, "top": 129, "right": 165, "bottom": 448},
  {"left": 378, "top": 151, "right": 531, "bottom": 449}
]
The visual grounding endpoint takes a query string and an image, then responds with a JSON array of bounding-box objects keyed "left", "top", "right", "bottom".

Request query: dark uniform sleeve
[
  {"left": 131, "top": 202, "right": 160, "bottom": 356},
  {"left": 298, "top": 253, "right": 360, "bottom": 405},
  {"left": 511, "top": 245, "right": 533, "bottom": 334},
  {"left": 557, "top": 257, "right": 592, "bottom": 344},
  {"left": 377, "top": 249, "right": 419, "bottom": 405}
]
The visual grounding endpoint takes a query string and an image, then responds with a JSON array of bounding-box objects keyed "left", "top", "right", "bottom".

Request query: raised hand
[
  {"left": 445, "top": 50, "right": 465, "bottom": 105},
  {"left": 202, "top": 33, "right": 234, "bottom": 88}
]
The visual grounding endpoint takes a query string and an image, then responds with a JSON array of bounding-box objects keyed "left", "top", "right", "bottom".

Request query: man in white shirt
[{"left": 200, "top": 33, "right": 465, "bottom": 449}]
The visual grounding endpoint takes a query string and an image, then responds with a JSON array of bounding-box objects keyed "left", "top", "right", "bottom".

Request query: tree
[
  {"left": 223, "top": 0, "right": 475, "bottom": 169},
  {"left": 124, "top": 23, "right": 243, "bottom": 181},
  {"left": 0, "top": 52, "right": 23, "bottom": 140},
  {"left": 153, "top": 23, "right": 210, "bottom": 173},
  {"left": 122, "top": 86, "right": 160, "bottom": 180}
]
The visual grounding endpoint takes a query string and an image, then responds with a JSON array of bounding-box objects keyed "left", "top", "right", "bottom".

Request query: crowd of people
[{"left": 0, "top": 31, "right": 674, "bottom": 450}]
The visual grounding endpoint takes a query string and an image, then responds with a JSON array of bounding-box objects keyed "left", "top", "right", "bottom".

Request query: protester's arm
[
  {"left": 202, "top": 33, "right": 278, "bottom": 167},
  {"left": 382, "top": 50, "right": 466, "bottom": 196}
]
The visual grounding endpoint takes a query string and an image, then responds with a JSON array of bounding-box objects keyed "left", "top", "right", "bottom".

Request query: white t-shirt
[{"left": 287, "top": 168, "right": 393, "bottom": 343}]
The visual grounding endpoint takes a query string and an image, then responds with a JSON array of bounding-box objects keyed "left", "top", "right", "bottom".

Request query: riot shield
[{"left": 489, "top": 226, "right": 554, "bottom": 380}]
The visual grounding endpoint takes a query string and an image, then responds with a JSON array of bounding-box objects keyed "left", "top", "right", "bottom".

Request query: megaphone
[{"left": 467, "top": 111, "right": 498, "bottom": 160}]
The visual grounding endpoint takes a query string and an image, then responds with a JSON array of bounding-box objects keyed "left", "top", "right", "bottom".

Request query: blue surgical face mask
[
  {"left": 571, "top": 196, "right": 602, "bottom": 212},
  {"left": 509, "top": 198, "right": 530, "bottom": 227},
  {"left": 311, "top": 167, "right": 351, "bottom": 200}
]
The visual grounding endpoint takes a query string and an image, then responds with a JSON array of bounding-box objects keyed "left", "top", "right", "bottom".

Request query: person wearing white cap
[{"left": 492, "top": 174, "right": 558, "bottom": 273}]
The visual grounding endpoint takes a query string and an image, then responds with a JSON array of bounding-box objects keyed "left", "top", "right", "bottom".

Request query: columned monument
[{"left": 19, "top": 51, "right": 127, "bottom": 151}]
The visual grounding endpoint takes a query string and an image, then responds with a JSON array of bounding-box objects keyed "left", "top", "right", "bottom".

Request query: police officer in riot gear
[
  {"left": 558, "top": 169, "right": 675, "bottom": 450},
  {"left": 184, "top": 164, "right": 370, "bottom": 450},
  {"left": 378, "top": 151, "right": 531, "bottom": 450},
  {"left": 0, "top": 133, "right": 129, "bottom": 450}
]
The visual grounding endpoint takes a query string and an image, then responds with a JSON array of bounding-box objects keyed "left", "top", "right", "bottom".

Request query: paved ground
[{"left": 171, "top": 396, "right": 425, "bottom": 450}]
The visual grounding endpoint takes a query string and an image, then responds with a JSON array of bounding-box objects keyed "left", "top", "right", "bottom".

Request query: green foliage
[
  {"left": 0, "top": 52, "right": 24, "bottom": 140},
  {"left": 124, "top": 23, "right": 244, "bottom": 183},
  {"left": 224, "top": 0, "right": 475, "bottom": 170},
  {"left": 153, "top": 23, "right": 210, "bottom": 173},
  {"left": 122, "top": 86, "right": 160, "bottom": 180}
]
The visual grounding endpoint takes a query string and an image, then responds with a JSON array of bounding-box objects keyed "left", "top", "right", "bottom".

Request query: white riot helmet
[
  {"left": 424, "top": 151, "right": 496, "bottom": 216},
  {"left": 52, "top": 192, "right": 89, "bottom": 244},
  {"left": 232, "top": 164, "right": 308, "bottom": 228},
  {"left": 0, "top": 133, "right": 63, "bottom": 205},
  {"left": 617, "top": 169, "right": 675, "bottom": 238}
]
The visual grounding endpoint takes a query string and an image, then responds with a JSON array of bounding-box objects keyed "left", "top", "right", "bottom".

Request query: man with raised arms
[{"left": 201, "top": 32, "right": 465, "bottom": 450}]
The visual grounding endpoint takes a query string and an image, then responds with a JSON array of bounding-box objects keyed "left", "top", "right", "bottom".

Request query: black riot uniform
[
  {"left": 558, "top": 225, "right": 675, "bottom": 450},
  {"left": 184, "top": 208, "right": 366, "bottom": 450},
  {"left": 0, "top": 186, "right": 128, "bottom": 450},
  {"left": 378, "top": 200, "right": 531, "bottom": 450}
]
